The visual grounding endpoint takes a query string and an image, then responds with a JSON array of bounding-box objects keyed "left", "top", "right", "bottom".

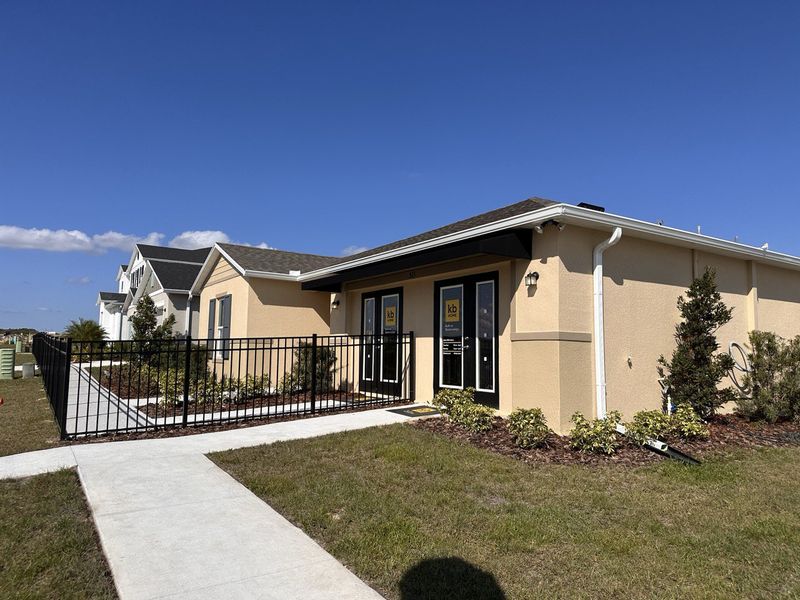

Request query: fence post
[
  {"left": 182, "top": 335, "right": 192, "bottom": 428},
  {"left": 310, "top": 334, "right": 318, "bottom": 414},
  {"left": 408, "top": 331, "right": 415, "bottom": 403},
  {"left": 59, "top": 338, "right": 72, "bottom": 440}
]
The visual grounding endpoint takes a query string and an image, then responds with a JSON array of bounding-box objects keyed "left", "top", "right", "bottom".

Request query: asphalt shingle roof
[
  {"left": 99, "top": 292, "right": 127, "bottom": 302},
  {"left": 218, "top": 244, "right": 339, "bottom": 275},
  {"left": 137, "top": 244, "right": 211, "bottom": 264},
  {"left": 328, "top": 197, "right": 557, "bottom": 266},
  {"left": 150, "top": 260, "right": 204, "bottom": 291}
]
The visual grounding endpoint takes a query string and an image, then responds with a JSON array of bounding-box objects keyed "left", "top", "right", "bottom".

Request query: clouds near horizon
[{"left": 0, "top": 225, "right": 269, "bottom": 253}]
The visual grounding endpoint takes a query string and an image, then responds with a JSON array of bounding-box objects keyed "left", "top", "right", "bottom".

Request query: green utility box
[{"left": 0, "top": 347, "right": 15, "bottom": 380}]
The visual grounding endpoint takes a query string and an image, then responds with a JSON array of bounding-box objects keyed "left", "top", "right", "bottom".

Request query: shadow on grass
[{"left": 399, "top": 556, "right": 506, "bottom": 599}]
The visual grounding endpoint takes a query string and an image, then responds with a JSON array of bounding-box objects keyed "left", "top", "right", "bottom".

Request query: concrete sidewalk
[{"left": 0, "top": 406, "right": 417, "bottom": 599}]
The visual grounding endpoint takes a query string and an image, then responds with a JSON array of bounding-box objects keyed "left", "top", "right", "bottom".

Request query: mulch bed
[
  {"left": 414, "top": 414, "right": 800, "bottom": 467},
  {"left": 137, "top": 392, "right": 367, "bottom": 418}
]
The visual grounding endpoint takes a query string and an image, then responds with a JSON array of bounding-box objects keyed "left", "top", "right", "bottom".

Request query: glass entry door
[
  {"left": 361, "top": 288, "right": 403, "bottom": 396},
  {"left": 434, "top": 272, "right": 499, "bottom": 408}
]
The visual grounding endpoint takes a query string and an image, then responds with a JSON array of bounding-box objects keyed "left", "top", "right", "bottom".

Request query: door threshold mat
[{"left": 389, "top": 405, "right": 441, "bottom": 418}]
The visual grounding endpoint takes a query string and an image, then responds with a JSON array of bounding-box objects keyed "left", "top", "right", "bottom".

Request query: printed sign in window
[
  {"left": 441, "top": 286, "right": 463, "bottom": 338},
  {"left": 385, "top": 306, "right": 397, "bottom": 328}
]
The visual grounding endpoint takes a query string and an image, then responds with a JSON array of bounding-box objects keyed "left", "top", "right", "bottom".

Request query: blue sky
[{"left": 1, "top": 1, "right": 799, "bottom": 331}]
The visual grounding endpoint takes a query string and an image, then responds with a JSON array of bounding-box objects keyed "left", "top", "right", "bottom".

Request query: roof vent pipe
[{"left": 593, "top": 227, "right": 623, "bottom": 419}]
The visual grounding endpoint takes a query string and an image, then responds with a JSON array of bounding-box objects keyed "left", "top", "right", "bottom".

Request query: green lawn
[
  {"left": 212, "top": 423, "right": 800, "bottom": 600},
  {"left": 0, "top": 377, "right": 61, "bottom": 457},
  {"left": 0, "top": 469, "right": 117, "bottom": 599}
]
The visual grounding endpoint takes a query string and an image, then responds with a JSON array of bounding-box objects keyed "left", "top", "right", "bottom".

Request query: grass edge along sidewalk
[
  {"left": 212, "top": 423, "right": 800, "bottom": 600},
  {"left": 0, "top": 469, "right": 117, "bottom": 599}
]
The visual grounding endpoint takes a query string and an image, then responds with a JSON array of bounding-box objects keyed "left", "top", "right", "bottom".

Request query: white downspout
[
  {"left": 593, "top": 227, "right": 622, "bottom": 418},
  {"left": 185, "top": 293, "right": 193, "bottom": 337}
]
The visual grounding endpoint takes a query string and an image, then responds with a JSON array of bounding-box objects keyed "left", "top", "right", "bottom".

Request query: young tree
[
  {"left": 657, "top": 268, "right": 736, "bottom": 418},
  {"left": 130, "top": 296, "right": 176, "bottom": 341}
]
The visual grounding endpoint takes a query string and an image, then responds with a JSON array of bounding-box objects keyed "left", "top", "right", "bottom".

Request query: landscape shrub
[
  {"left": 670, "top": 404, "right": 708, "bottom": 439},
  {"left": 431, "top": 387, "right": 475, "bottom": 415},
  {"left": 507, "top": 408, "right": 550, "bottom": 448},
  {"left": 624, "top": 405, "right": 707, "bottom": 445},
  {"left": 157, "top": 368, "right": 187, "bottom": 407},
  {"left": 569, "top": 411, "right": 622, "bottom": 455},
  {"left": 737, "top": 330, "right": 800, "bottom": 423},
  {"left": 450, "top": 400, "right": 495, "bottom": 433},
  {"left": 657, "top": 268, "right": 736, "bottom": 418},
  {"left": 624, "top": 410, "right": 672, "bottom": 445},
  {"left": 283, "top": 342, "right": 337, "bottom": 393}
]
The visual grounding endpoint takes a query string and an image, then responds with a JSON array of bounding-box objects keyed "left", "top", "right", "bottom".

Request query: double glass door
[
  {"left": 435, "top": 272, "right": 499, "bottom": 408},
  {"left": 361, "top": 289, "right": 402, "bottom": 396}
]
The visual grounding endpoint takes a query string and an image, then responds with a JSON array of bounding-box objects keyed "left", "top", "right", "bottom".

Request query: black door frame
[
  {"left": 360, "top": 287, "right": 404, "bottom": 396},
  {"left": 433, "top": 271, "right": 500, "bottom": 408}
]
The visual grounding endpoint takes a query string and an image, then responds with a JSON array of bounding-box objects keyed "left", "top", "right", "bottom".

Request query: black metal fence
[{"left": 32, "top": 332, "right": 415, "bottom": 439}]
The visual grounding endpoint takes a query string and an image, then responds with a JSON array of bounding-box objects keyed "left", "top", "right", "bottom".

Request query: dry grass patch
[{"left": 0, "top": 377, "right": 61, "bottom": 457}]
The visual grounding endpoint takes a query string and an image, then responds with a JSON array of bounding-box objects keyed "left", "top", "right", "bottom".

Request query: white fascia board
[
  {"left": 243, "top": 270, "right": 303, "bottom": 281},
  {"left": 298, "top": 203, "right": 800, "bottom": 280},
  {"left": 558, "top": 206, "right": 800, "bottom": 271}
]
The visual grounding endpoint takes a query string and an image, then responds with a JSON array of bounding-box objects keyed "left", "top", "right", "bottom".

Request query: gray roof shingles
[
  {"left": 217, "top": 244, "right": 339, "bottom": 274},
  {"left": 328, "top": 197, "right": 557, "bottom": 266},
  {"left": 137, "top": 244, "right": 211, "bottom": 264},
  {"left": 150, "top": 260, "right": 204, "bottom": 291},
  {"left": 99, "top": 292, "right": 127, "bottom": 302}
]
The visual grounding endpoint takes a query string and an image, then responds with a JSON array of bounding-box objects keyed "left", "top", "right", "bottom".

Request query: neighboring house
[
  {"left": 97, "top": 245, "right": 211, "bottom": 339},
  {"left": 191, "top": 243, "right": 337, "bottom": 343},
  {"left": 288, "top": 197, "right": 800, "bottom": 433}
]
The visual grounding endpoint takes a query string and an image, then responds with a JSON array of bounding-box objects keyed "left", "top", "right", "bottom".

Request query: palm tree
[{"left": 64, "top": 318, "right": 107, "bottom": 358}]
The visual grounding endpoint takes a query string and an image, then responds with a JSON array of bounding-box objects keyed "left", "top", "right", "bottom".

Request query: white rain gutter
[
  {"left": 185, "top": 293, "right": 193, "bottom": 337},
  {"left": 593, "top": 226, "right": 622, "bottom": 418}
]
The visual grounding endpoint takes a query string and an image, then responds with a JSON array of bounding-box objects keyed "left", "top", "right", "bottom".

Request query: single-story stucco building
[{"left": 189, "top": 198, "right": 800, "bottom": 433}]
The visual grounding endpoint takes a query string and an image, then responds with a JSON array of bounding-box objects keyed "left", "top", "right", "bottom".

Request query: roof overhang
[{"left": 302, "top": 229, "right": 533, "bottom": 292}]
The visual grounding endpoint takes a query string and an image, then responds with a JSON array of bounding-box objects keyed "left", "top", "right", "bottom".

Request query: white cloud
[
  {"left": 66, "top": 276, "right": 92, "bottom": 285},
  {"left": 341, "top": 245, "right": 369, "bottom": 257},
  {"left": 168, "top": 230, "right": 231, "bottom": 249},
  {"left": 168, "top": 231, "right": 272, "bottom": 250},
  {"left": 0, "top": 225, "right": 163, "bottom": 253},
  {"left": 0, "top": 224, "right": 269, "bottom": 254}
]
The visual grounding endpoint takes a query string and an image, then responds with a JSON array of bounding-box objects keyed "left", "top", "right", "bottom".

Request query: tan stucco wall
[
  {"left": 246, "top": 279, "right": 331, "bottom": 337},
  {"left": 757, "top": 264, "right": 800, "bottom": 338},
  {"left": 197, "top": 256, "right": 251, "bottom": 340},
  {"left": 507, "top": 224, "right": 800, "bottom": 432}
]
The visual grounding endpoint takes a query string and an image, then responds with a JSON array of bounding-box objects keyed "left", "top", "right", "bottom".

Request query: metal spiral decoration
[{"left": 728, "top": 341, "right": 751, "bottom": 395}]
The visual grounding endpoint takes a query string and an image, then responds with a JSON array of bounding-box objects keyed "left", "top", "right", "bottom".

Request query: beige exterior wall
[{"left": 510, "top": 225, "right": 800, "bottom": 432}]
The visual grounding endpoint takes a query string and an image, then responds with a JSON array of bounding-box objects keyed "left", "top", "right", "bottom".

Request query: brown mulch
[
  {"left": 137, "top": 392, "right": 368, "bottom": 418},
  {"left": 413, "top": 414, "right": 800, "bottom": 467}
]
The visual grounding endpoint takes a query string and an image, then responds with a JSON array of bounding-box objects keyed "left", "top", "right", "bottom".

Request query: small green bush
[
  {"left": 432, "top": 387, "right": 475, "bottom": 416},
  {"left": 507, "top": 408, "right": 550, "bottom": 448},
  {"left": 737, "top": 330, "right": 800, "bottom": 423},
  {"left": 624, "top": 410, "right": 672, "bottom": 445},
  {"left": 670, "top": 404, "right": 708, "bottom": 439},
  {"left": 569, "top": 411, "right": 622, "bottom": 455},
  {"left": 451, "top": 400, "right": 495, "bottom": 433}
]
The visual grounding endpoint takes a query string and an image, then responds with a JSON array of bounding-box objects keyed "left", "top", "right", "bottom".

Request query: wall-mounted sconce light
[
  {"left": 331, "top": 299, "right": 341, "bottom": 309},
  {"left": 533, "top": 225, "right": 544, "bottom": 234},
  {"left": 525, "top": 271, "right": 540, "bottom": 287}
]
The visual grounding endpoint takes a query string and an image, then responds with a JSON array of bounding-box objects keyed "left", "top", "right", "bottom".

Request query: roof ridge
[{"left": 217, "top": 242, "right": 338, "bottom": 260}]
